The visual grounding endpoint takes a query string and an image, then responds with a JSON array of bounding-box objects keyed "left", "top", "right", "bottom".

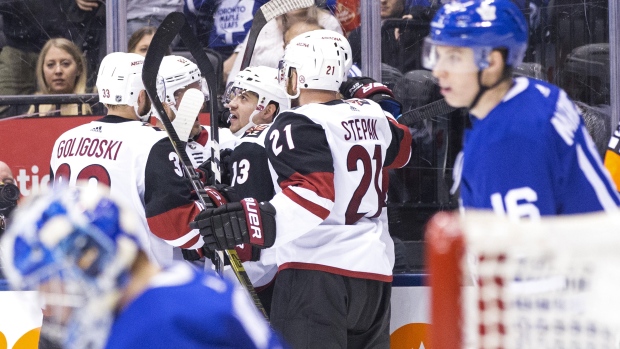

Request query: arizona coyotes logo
[{"left": 246, "top": 124, "right": 269, "bottom": 136}]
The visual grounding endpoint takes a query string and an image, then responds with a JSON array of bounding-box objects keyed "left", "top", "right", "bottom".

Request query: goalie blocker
[{"left": 192, "top": 198, "right": 277, "bottom": 252}]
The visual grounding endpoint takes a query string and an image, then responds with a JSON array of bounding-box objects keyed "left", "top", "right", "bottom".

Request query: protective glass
[{"left": 422, "top": 38, "right": 486, "bottom": 73}]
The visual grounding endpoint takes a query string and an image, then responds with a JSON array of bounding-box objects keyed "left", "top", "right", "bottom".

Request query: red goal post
[{"left": 426, "top": 210, "right": 620, "bottom": 349}]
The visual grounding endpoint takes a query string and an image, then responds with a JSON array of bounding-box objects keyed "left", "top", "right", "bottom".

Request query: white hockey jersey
[
  {"left": 50, "top": 115, "right": 204, "bottom": 266},
  {"left": 264, "top": 99, "right": 412, "bottom": 281}
]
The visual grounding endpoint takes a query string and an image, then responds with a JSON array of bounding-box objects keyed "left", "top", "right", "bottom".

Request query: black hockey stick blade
[
  {"left": 143, "top": 12, "right": 268, "bottom": 320},
  {"left": 240, "top": 0, "right": 314, "bottom": 70},
  {"left": 397, "top": 98, "right": 458, "bottom": 127}
]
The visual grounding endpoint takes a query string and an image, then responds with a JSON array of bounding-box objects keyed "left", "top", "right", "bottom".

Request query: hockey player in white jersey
[
  {"left": 49, "top": 52, "right": 204, "bottom": 266},
  {"left": 154, "top": 55, "right": 214, "bottom": 168},
  {"left": 215, "top": 65, "right": 291, "bottom": 315},
  {"left": 192, "top": 29, "right": 412, "bottom": 348},
  {"left": 1, "top": 186, "right": 286, "bottom": 349},
  {"left": 423, "top": 0, "right": 619, "bottom": 218}
]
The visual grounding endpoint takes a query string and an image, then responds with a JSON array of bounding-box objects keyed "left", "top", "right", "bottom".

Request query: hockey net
[{"left": 426, "top": 211, "right": 620, "bottom": 349}]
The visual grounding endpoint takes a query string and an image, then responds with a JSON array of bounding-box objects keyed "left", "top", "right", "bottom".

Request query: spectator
[
  {"left": 184, "top": 0, "right": 269, "bottom": 60},
  {"left": 0, "top": 185, "right": 286, "bottom": 348},
  {"left": 225, "top": 6, "right": 343, "bottom": 85},
  {"left": 27, "top": 38, "right": 92, "bottom": 116},
  {"left": 0, "top": 160, "right": 17, "bottom": 236},
  {"left": 0, "top": 0, "right": 81, "bottom": 116},
  {"left": 74, "top": 0, "right": 183, "bottom": 40},
  {"left": 348, "top": 0, "right": 435, "bottom": 73},
  {"left": 128, "top": 26, "right": 156, "bottom": 57},
  {"left": 283, "top": 20, "right": 323, "bottom": 49},
  {"left": 0, "top": 160, "right": 18, "bottom": 278}
]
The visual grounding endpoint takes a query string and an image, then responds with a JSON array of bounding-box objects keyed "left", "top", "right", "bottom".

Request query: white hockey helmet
[
  {"left": 278, "top": 29, "right": 352, "bottom": 97},
  {"left": 96, "top": 52, "right": 148, "bottom": 121},
  {"left": 224, "top": 66, "right": 291, "bottom": 137},
  {"left": 156, "top": 55, "right": 207, "bottom": 116}
]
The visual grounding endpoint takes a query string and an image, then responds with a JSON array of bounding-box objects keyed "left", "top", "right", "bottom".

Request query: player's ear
[{"left": 487, "top": 50, "right": 505, "bottom": 74}]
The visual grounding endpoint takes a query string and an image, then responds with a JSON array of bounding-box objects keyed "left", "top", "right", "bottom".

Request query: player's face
[
  {"left": 432, "top": 46, "right": 480, "bottom": 108},
  {"left": 43, "top": 46, "right": 80, "bottom": 94},
  {"left": 131, "top": 33, "right": 154, "bottom": 57},
  {"left": 228, "top": 90, "right": 259, "bottom": 133}
]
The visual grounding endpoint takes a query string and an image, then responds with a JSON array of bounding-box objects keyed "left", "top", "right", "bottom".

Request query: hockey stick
[
  {"left": 143, "top": 12, "right": 268, "bottom": 319},
  {"left": 240, "top": 0, "right": 315, "bottom": 70},
  {"left": 397, "top": 98, "right": 458, "bottom": 127},
  {"left": 172, "top": 88, "right": 204, "bottom": 142}
]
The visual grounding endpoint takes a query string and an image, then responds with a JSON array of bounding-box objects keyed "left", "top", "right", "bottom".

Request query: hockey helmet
[
  {"left": 156, "top": 55, "right": 207, "bottom": 116},
  {"left": 422, "top": 0, "right": 528, "bottom": 71},
  {"left": 224, "top": 66, "right": 291, "bottom": 136},
  {"left": 278, "top": 29, "right": 353, "bottom": 97},
  {"left": 1, "top": 185, "right": 140, "bottom": 348},
  {"left": 96, "top": 52, "right": 149, "bottom": 121}
]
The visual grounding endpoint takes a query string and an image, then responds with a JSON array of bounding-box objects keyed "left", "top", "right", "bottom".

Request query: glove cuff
[{"left": 352, "top": 82, "right": 395, "bottom": 100}]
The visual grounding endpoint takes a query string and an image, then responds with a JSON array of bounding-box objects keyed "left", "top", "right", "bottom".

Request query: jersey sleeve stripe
[
  {"left": 577, "top": 144, "right": 620, "bottom": 211},
  {"left": 283, "top": 187, "right": 331, "bottom": 220},
  {"left": 177, "top": 234, "right": 203, "bottom": 249},
  {"left": 385, "top": 117, "right": 412, "bottom": 169},
  {"left": 147, "top": 202, "right": 201, "bottom": 246},
  {"left": 280, "top": 171, "right": 335, "bottom": 201}
]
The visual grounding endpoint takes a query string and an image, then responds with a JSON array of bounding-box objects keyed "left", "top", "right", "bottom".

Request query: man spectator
[
  {"left": 0, "top": 160, "right": 18, "bottom": 278},
  {"left": 348, "top": 0, "right": 435, "bottom": 73}
]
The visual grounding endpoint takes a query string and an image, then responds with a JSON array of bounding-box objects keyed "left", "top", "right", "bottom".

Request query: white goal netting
[{"left": 427, "top": 211, "right": 620, "bottom": 349}]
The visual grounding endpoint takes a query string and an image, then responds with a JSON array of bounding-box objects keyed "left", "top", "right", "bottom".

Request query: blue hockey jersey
[
  {"left": 105, "top": 263, "right": 286, "bottom": 349},
  {"left": 455, "top": 77, "right": 620, "bottom": 219}
]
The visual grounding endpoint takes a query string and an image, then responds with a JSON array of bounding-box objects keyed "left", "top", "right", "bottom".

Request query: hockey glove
[
  {"left": 339, "top": 76, "right": 403, "bottom": 117},
  {"left": 191, "top": 198, "right": 277, "bottom": 251},
  {"left": 195, "top": 149, "right": 234, "bottom": 185}
]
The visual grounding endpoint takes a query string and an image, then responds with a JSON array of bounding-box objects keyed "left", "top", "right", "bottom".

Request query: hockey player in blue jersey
[
  {"left": 422, "top": 0, "right": 620, "bottom": 219},
  {"left": 0, "top": 185, "right": 286, "bottom": 349}
]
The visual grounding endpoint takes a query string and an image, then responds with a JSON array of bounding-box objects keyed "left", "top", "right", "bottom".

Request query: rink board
[{"left": 0, "top": 275, "right": 429, "bottom": 348}]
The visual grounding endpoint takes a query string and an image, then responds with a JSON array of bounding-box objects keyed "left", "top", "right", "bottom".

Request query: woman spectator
[
  {"left": 128, "top": 26, "right": 172, "bottom": 57},
  {"left": 28, "top": 38, "right": 91, "bottom": 116}
]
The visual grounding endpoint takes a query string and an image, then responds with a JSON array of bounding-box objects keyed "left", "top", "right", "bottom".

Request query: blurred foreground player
[
  {"left": 423, "top": 0, "right": 619, "bottom": 218},
  {"left": 0, "top": 185, "right": 286, "bottom": 349},
  {"left": 193, "top": 30, "right": 412, "bottom": 348}
]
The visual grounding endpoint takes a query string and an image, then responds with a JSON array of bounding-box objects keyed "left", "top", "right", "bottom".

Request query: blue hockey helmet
[
  {"left": 0, "top": 185, "right": 140, "bottom": 348},
  {"left": 423, "top": 0, "right": 528, "bottom": 71}
]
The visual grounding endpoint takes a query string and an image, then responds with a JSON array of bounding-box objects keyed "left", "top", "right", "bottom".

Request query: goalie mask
[
  {"left": 278, "top": 29, "right": 353, "bottom": 97},
  {"left": 224, "top": 66, "right": 291, "bottom": 137},
  {"left": 155, "top": 55, "right": 208, "bottom": 117},
  {"left": 96, "top": 52, "right": 150, "bottom": 121},
  {"left": 0, "top": 185, "right": 140, "bottom": 349}
]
